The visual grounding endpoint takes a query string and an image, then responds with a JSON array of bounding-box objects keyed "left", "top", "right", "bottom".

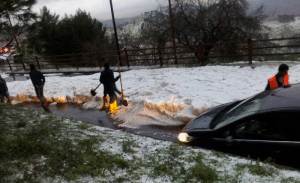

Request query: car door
[{"left": 232, "top": 112, "right": 300, "bottom": 153}]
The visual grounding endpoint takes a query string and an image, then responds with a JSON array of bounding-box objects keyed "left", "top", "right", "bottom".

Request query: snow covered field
[{"left": 2, "top": 60, "right": 300, "bottom": 130}]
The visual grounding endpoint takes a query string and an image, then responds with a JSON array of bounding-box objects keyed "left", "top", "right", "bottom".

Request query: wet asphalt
[
  {"left": 23, "top": 103, "right": 182, "bottom": 142},
  {"left": 6, "top": 73, "right": 183, "bottom": 142}
]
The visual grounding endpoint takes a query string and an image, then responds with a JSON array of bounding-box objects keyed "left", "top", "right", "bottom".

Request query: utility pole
[
  {"left": 109, "top": 0, "right": 123, "bottom": 66},
  {"left": 168, "top": 0, "right": 177, "bottom": 65}
]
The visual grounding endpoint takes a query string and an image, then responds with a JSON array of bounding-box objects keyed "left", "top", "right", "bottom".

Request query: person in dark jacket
[
  {"left": 0, "top": 74, "right": 11, "bottom": 103},
  {"left": 29, "top": 64, "right": 46, "bottom": 103},
  {"left": 265, "top": 64, "right": 290, "bottom": 90},
  {"left": 100, "top": 62, "right": 122, "bottom": 114}
]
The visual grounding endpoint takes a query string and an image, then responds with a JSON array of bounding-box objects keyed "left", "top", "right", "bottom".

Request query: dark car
[{"left": 178, "top": 84, "right": 300, "bottom": 153}]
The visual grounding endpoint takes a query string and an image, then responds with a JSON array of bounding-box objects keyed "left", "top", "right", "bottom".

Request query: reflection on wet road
[
  {"left": 24, "top": 103, "right": 115, "bottom": 129},
  {"left": 23, "top": 103, "right": 182, "bottom": 142}
]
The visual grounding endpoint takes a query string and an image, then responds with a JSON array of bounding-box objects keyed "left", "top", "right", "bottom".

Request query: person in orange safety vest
[{"left": 265, "top": 64, "right": 290, "bottom": 90}]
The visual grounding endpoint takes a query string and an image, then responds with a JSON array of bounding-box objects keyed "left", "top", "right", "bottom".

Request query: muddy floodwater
[{"left": 23, "top": 103, "right": 183, "bottom": 142}]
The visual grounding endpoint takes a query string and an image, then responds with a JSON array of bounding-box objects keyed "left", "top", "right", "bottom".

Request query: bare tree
[
  {"left": 141, "top": 0, "right": 265, "bottom": 64},
  {"left": 141, "top": 11, "right": 171, "bottom": 47}
]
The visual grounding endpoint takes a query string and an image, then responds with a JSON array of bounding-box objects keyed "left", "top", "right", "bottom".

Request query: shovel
[
  {"left": 90, "top": 83, "right": 101, "bottom": 96},
  {"left": 117, "top": 63, "right": 128, "bottom": 106}
]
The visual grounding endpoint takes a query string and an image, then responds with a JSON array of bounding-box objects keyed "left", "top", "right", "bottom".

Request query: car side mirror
[{"left": 225, "top": 136, "right": 233, "bottom": 146}]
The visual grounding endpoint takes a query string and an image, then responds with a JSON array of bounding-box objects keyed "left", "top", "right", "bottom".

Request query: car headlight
[{"left": 178, "top": 132, "right": 191, "bottom": 143}]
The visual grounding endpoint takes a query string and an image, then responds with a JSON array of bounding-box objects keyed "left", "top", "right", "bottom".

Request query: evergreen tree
[
  {"left": 0, "top": 0, "right": 37, "bottom": 47},
  {"left": 28, "top": 8, "right": 108, "bottom": 56}
]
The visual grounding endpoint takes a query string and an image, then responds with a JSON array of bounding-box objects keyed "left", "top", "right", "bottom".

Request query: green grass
[
  {"left": 234, "top": 158, "right": 278, "bottom": 177},
  {"left": 0, "top": 103, "right": 131, "bottom": 182},
  {"left": 1, "top": 102, "right": 300, "bottom": 182}
]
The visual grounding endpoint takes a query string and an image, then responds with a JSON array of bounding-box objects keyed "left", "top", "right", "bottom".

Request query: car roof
[{"left": 260, "top": 83, "right": 300, "bottom": 111}]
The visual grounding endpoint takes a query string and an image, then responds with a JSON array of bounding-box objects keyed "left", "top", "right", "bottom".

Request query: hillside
[
  {"left": 107, "top": 14, "right": 300, "bottom": 44},
  {"left": 100, "top": 16, "right": 140, "bottom": 29}
]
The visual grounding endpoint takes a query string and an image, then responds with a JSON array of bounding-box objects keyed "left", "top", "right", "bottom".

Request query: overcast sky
[
  {"left": 32, "top": 0, "right": 164, "bottom": 20},
  {"left": 31, "top": 0, "right": 300, "bottom": 21}
]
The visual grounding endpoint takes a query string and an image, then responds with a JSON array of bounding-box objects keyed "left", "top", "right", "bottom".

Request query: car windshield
[{"left": 211, "top": 91, "right": 270, "bottom": 129}]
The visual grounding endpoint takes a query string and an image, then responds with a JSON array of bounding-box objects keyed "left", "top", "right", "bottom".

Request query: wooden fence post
[
  {"left": 53, "top": 55, "right": 59, "bottom": 70},
  {"left": 21, "top": 59, "right": 26, "bottom": 70},
  {"left": 35, "top": 56, "right": 41, "bottom": 70},
  {"left": 197, "top": 42, "right": 205, "bottom": 64},
  {"left": 247, "top": 38, "right": 253, "bottom": 65},
  {"left": 158, "top": 46, "right": 163, "bottom": 67},
  {"left": 123, "top": 48, "right": 130, "bottom": 67},
  {"left": 174, "top": 46, "right": 178, "bottom": 65},
  {"left": 7, "top": 59, "right": 12, "bottom": 71},
  {"left": 73, "top": 53, "right": 78, "bottom": 70},
  {"left": 95, "top": 52, "right": 102, "bottom": 68}
]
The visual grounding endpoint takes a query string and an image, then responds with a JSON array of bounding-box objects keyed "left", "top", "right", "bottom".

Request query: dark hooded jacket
[
  {"left": 29, "top": 69, "right": 45, "bottom": 86},
  {"left": 0, "top": 78, "right": 8, "bottom": 95},
  {"left": 100, "top": 69, "right": 120, "bottom": 96}
]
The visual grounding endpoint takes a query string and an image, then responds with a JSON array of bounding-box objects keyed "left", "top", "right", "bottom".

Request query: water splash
[{"left": 8, "top": 94, "right": 208, "bottom": 129}]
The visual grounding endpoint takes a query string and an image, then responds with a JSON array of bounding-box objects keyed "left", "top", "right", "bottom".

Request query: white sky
[
  {"left": 30, "top": 0, "right": 289, "bottom": 21},
  {"left": 32, "top": 0, "right": 164, "bottom": 20}
]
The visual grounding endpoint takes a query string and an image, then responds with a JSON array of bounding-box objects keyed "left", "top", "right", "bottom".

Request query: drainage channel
[{"left": 23, "top": 103, "right": 182, "bottom": 142}]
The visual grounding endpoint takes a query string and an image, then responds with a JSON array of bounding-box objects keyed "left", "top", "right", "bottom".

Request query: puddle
[
  {"left": 23, "top": 103, "right": 182, "bottom": 142},
  {"left": 120, "top": 125, "right": 183, "bottom": 142},
  {"left": 23, "top": 103, "right": 115, "bottom": 129}
]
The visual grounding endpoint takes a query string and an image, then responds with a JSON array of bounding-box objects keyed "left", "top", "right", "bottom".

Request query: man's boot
[
  {"left": 109, "top": 102, "right": 117, "bottom": 114},
  {"left": 114, "top": 100, "right": 121, "bottom": 110},
  {"left": 101, "top": 96, "right": 108, "bottom": 109}
]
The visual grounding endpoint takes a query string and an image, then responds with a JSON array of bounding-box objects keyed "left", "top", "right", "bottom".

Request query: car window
[
  {"left": 275, "top": 113, "right": 300, "bottom": 141},
  {"left": 212, "top": 91, "right": 270, "bottom": 130},
  {"left": 234, "top": 112, "right": 300, "bottom": 141}
]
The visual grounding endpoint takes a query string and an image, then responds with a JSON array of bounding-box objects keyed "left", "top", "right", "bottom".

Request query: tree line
[
  {"left": 26, "top": 7, "right": 115, "bottom": 56},
  {"left": 5, "top": 0, "right": 298, "bottom": 65},
  {"left": 1, "top": 0, "right": 116, "bottom": 61}
]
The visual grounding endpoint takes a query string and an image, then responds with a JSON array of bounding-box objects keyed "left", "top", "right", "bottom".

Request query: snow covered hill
[
  {"left": 109, "top": 15, "right": 300, "bottom": 45},
  {"left": 262, "top": 16, "right": 300, "bottom": 40}
]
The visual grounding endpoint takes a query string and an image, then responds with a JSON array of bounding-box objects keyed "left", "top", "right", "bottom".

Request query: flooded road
[
  {"left": 23, "top": 103, "right": 182, "bottom": 142},
  {"left": 23, "top": 103, "right": 115, "bottom": 129},
  {"left": 16, "top": 99, "right": 300, "bottom": 170}
]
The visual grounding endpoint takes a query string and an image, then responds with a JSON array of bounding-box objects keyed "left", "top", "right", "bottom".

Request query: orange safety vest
[{"left": 268, "top": 74, "right": 289, "bottom": 90}]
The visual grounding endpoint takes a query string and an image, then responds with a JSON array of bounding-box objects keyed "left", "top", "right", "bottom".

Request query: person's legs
[
  {"left": 108, "top": 93, "right": 118, "bottom": 114},
  {"left": 5, "top": 91, "right": 11, "bottom": 103},
  {"left": 101, "top": 90, "right": 109, "bottom": 109},
  {"left": 39, "top": 85, "right": 46, "bottom": 102},
  {"left": 35, "top": 85, "right": 46, "bottom": 105},
  {"left": 34, "top": 86, "right": 40, "bottom": 99},
  {"left": 108, "top": 93, "right": 121, "bottom": 114},
  {"left": 101, "top": 95, "right": 109, "bottom": 109},
  {"left": 0, "top": 94, "right": 4, "bottom": 102}
]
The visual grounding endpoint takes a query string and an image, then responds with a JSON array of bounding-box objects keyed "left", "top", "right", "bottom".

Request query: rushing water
[{"left": 23, "top": 103, "right": 182, "bottom": 142}]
